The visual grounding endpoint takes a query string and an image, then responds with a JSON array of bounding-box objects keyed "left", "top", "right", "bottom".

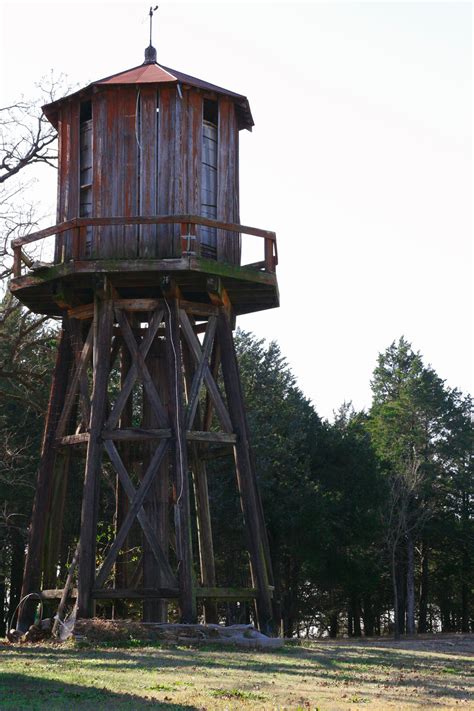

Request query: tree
[
  {"left": 0, "top": 75, "right": 68, "bottom": 632},
  {"left": 0, "top": 292, "right": 59, "bottom": 633},
  {"left": 0, "top": 73, "right": 69, "bottom": 279},
  {"left": 369, "top": 337, "right": 472, "bottom": 636}
]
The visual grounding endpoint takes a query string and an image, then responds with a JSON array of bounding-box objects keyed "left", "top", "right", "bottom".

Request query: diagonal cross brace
[
  {"left": 96, "top": 439, "right": 177, "bottom": 589},
  {"left": 69, "top": 320, "right": 92, "bottom": 429},
  {"left": 105, "top": 308, "right": 167, "bottom": 430},
  {"left": 55, "top": 323, "right": 94, "bottom": 441},
  {"left": 185, "top": 316, "right": 217, "bottom": 430},
  {"left": 179, "top": 309, "right": 233, "bottom": 433}
]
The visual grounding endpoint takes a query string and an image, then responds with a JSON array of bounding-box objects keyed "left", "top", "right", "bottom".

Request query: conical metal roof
[{"left": 43, "top": 61, "right": 254, "bottom": 131}]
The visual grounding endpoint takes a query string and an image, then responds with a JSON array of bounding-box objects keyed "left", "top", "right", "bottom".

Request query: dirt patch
[{"left": 73, "top": 618, "right": 283, "bottom": 648}]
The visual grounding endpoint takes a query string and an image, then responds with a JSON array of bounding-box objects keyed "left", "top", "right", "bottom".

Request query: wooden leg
[
  {"left": 165, "top": 298, "right": 196, "bottom": 623},
  {"left": 113, "top": 340, "right": 132, "bottom": 616},
  {"left": 143, "top": 336, "right": 170, "bottom": 622},
  {"left": 77, "top": 291, "right": 114, "bottom": 619},
  {"left": 42, "top": 449, "right": 72, "bottom": 590},
  {"left": 190, "top": 446, "right": 218, "bottom": 623},
  {"left": 216, "top": 308, "right": 274, "bottom": 635},
  {"left": 18, "top": 319, "right": 73, "bottom": 631},
  {"left": 182, "top": 337, "right": 218, "bottom": 624}
]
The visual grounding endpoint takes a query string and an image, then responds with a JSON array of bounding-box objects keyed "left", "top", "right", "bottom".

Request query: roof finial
[{"left": 144, "top": 5, "right": 158, "bottom": 64}]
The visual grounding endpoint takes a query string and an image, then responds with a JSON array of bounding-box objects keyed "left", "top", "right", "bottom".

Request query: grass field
[{"left": 0, "top": 634, "right": 472, "bottom": 710}]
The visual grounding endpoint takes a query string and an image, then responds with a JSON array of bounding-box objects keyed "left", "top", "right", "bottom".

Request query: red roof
[
  {"left": 96, "top": 63, "right": 178, "bottom": 85},
  {"left": 43, "top": 61, "right": 253, "bottom": 130}
]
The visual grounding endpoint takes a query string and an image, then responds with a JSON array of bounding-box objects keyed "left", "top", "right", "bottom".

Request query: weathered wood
[
  {"left": 139, "top": 87, "right": 158, "bottom": 258},
  {"left": 68, "top": 303, "right": 94, "bottom": 320},
  {"left": 42, "top": 448, "right": 72, "bottom": 589},
  {"left": 51, "top": 542, "right": 80, "bottom": 636},
  {"left": 70, "top": 318, "right": 91, "bottom": 429},
  {"left": 102, "top": 428, "right": 171, "bottom": 441},
  {"left": 13, "top": 215, "right": 276, "bottom": 248},
  {"left": 114, "top": 308, "right": 168, "bottom": 429},
  {"left": 216, "top": 308, "right": 274, "bottom": 634},
  {"left": 18, "top": 320, "right": 73, "bottom": 631},
  {"left": 59, "top": 433, "right": 90, "bottom": 446},
  {"left": 13, "top": 247, "right": 21, "bottom": 277},
  {"left": 241, "top": 260, "right": 266, "bottom": 271},
  {"left": 105, "top": 308, "right": 164, "bottom": 430},
  {"left": 98, "top": 440, "right": 176, "bottom": 589},
  {"left": 157, "top": 87, "right": 177, "bottom": 257},
  {"left": 196, "top": 587, "right": 261, "bottom": 600},
  {"left": 77, "top": 290, "right": 114, "bottom": 618},
  {"left": 19, "top": 249, "right": 33, "bottom": 268},
  {"left": 265, "top": 237, "right": 276, "bottom": 273},
  {"left": 41, "top": 588, "right": 78, "bottom": 600},
  {"left": 185, "top": 431, "right": 236, "bottom": 444},
  {"left": 92, "top": 588, "right": 179, "bottom": 599},
  {"left": 203, "top": 336, "right": 221, "bottom": 432},
  {"left": 179, "top": 300, "right": 219, "bottom": 318},
  {"left": 55, "top": 322, "right": 93, "bottom": 441},
  {"left": 114, "top": 298, "right": 163, "bottom": 312},
  {"left": 114, "top": 340, "right": 133, "bottom": 601},
  {"left": 179, "top": 309, "right": 233, "bottom": 433},
  {"left": 185, "top": 316, "right": 217, "bottom": 429},
  {"left": 217, "top": 97, "right": 240, "bottom": 265},
  {"left": 182, "top": 339, "right": 218, "bottom": 624},
  {"left": 142, "top": 336, "right": 170, "bottom": 622},
  {"left": 164, "top": 297, "right": 196, "bottom": 623}
]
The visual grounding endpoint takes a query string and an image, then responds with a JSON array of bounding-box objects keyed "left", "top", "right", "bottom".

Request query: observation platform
[{"left": 10, "top": 215, "right": 279, "bottom": 317}]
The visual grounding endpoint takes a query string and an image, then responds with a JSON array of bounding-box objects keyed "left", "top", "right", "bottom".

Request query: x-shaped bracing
[
  {"left": 55, "top": 322, "right": 94, "bottom": 441},
  {"left": 179, "top": 309, "right": 233, "bottom": 433},
  {"left": 105, "top": 307, "right": 168, "bottom": 430},
  {"left": 95, "top": 438, "right": 177, "bottom": 589}
]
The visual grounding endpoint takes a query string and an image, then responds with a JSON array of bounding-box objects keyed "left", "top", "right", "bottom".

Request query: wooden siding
[
  {"left": 56, "top": 102, "right": 79, "bottom": 262},
  {"left": 156, "top": 86, "right": 176, "bottom": 257},
  {"left": 92, "top": 88, "right": 138, "bottom": 259},
  {"left": 139, "top": 87, "right": 158, "bottom": 257},
  {"left": 54, "top": 86, "right": 241, "bottom": 265},
  {"left": 217, "top": 97, "right": 240, "bottom": 265}
]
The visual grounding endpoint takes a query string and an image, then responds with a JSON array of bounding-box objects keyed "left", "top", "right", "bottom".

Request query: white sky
[{"left": 1, "top": 0, "right": 472, "bottom": 419}]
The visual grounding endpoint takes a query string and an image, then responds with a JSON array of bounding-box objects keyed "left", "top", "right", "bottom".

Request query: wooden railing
[{"left": 11, "top": 215, "right": 278, "bottom": 278}]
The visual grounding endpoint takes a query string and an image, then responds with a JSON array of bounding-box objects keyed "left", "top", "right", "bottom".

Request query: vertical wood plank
[
  {"left": 165, "top": 298, "right": 196, "bottom": 623},
  {"left": 54, "top": 107, "right": 65, "bottom": 263},
  {"left": 157, "top": 87, "right": 175, "bottom": 258},
  {"left": 187, "top": 91, "right": 202, "bottom": 216},
  {"left": 77, "top": 288, "right": 114, "bottom": 619},
  {"left": 217, "top": 98, "right": 239, "bottom": 265},
  {"left": 173, "top": 88, "right": 186, "bottom": 238},
  {"left": 139, "top": 87, "right": 158, "bottom": 258},
  {"left": 182, "top": 338, "right": 218, "bottom": 624},
  {"left": 92, "top": 93, "right": 106, "bottom": 258},
  {"left": 56, "top": 102, "right": 80, "bottom": 262},
  {"left": 114, "top": 340, "right": 133, "bottom": 600},
  {"left": 142, "top": 335, "right": 170, "bottom": 622},
  {"left": 122, "top": 88, "right": 138, "bottom": 258}
]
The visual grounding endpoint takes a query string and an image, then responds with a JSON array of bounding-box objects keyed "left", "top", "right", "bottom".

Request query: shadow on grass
[
  {"left": 0, "top": 672, "right": 198, "bottom": 710},
  {"left": 2, "top": 640, "right": 473, "bottom": 706}
]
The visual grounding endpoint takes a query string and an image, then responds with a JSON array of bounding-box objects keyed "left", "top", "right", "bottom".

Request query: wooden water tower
[{"left": 10, "top": 32, "right": 279, "bottom": 633}]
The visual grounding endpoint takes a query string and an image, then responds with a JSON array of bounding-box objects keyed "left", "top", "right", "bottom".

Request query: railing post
[
  {"left": 13, "top": 246, "right": 21, "bottom": 277},
  {"left": 181, "top": 222, "right": 196, "bottom": 256},
  {"left": 264, "top": 238, "right": 275, "bottom": 273},
  {"left": 72, "top": 226, "right": 80, "bottom": 261}
]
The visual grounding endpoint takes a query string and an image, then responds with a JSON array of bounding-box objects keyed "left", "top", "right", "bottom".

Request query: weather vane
[
  {"left": 149, "top": 5, "right": 159, "bottom": 47},
  {"left": 144, "top": 5, "right": 159, "bottom": 63}
]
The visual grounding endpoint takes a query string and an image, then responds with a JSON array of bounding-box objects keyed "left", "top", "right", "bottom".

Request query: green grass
[{"left": 0, "top": 635, "right": 472, "bottom": 709}]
